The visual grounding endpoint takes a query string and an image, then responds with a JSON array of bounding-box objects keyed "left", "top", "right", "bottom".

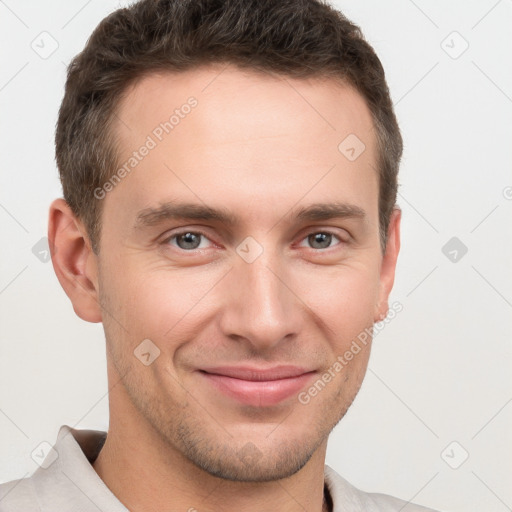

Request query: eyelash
[{"left": 162, "top": 229, "right": 346, "bottom": 252}]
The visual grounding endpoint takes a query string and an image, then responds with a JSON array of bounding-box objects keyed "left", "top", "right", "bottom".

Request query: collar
[{"left": 31, "top": 424, "right": 365, "bottom": 512}]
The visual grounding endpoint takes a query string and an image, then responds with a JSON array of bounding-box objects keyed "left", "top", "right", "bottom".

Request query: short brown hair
[{"left": 55, "top": 0, "right": 402, "bottom": 254}]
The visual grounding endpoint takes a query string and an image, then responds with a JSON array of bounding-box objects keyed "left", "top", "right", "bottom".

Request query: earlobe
[
  {"left": 374, "top": 207, "right": 401, "bottom": 323},
  {"left": 48, "top": 198, "right": 102, "bottom": 323}
]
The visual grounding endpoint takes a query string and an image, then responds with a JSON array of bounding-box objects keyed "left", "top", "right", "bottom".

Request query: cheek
[
  {"left": 100, "top": 246, "right": 381, "bottom": 352},
  {"left": 106, "top": 262, "right": 222, "bottom": 345},
  {"left": 294, "top": 261, "right": 380, "bottom": 334}
]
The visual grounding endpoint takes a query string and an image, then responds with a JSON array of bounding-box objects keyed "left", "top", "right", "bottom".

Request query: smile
[{"left": 197, "top": 365, "right": 317, "bottom": 407}]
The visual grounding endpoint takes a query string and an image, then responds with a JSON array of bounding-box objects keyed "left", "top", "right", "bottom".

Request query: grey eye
[
  {"left": 174, "top": 232, "right": 204, "bottom": 250},
  {"left": 306, "top": 232, "right": 336, "bottom": 250}
]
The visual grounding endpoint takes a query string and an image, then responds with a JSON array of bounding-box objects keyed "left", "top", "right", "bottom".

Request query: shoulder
[
  {"left": 364, "top": 491, "right": 441, "bottom": 511},
  {"left": 324, "top": 465, "right": 442, "bottom": 512},
  {"left": 0, "top": 475, "right": 40, "bottom": 511}
]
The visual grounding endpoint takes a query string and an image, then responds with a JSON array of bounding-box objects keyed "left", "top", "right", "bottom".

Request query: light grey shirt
[{"left": 0, "top": 425, "right": 441, "bottom": 511}]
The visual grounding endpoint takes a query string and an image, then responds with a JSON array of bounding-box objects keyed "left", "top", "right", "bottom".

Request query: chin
[{"left": 190, "top": 445, "right": 317, "bottom": 482}]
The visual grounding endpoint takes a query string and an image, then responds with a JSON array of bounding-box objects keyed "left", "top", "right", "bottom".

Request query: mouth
[{"left": 197, "top": 365, "right": 317, "bottom": 407}]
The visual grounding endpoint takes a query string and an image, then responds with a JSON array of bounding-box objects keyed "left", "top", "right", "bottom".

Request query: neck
[{"left": 93, "top": 369, "right": 331, "bottom": 512}]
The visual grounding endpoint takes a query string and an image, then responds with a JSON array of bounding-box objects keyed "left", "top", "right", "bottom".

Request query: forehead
[
  {"left": 106, "top": 64, "right": 379, "bottom": 232},
  {"left": 115, "top": 65, "right": 376, "bottom": 152}
]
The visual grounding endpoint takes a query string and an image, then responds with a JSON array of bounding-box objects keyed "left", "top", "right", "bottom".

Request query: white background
[{"left": 1, "top": 1, "right": 511, "bottom": 511}]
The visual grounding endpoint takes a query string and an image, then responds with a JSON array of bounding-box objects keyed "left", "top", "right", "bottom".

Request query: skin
[{"left": 48, "top": 64, "right": 401, "bottom": 512}]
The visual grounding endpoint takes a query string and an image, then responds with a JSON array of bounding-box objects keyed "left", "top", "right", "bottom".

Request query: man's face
[{"left": 94, "top": 65, "right": 398, "bottom": 481}]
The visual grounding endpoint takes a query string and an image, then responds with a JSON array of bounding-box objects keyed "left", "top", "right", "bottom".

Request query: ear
[
  {"left": 374, "top": 207, "right": 401, "bottom": 322},
  {"left": 48, "top": 198, "right": 102, "bottom": 323}
]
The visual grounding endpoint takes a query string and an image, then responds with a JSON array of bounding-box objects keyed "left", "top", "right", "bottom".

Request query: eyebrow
[{"left": 134, "top": 200, "right": 366, "bottom": 230}]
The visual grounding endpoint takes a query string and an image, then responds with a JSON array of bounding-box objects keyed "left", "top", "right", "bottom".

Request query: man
[{"left": 0, "top": 0, "right": 441, "bottom": 510}]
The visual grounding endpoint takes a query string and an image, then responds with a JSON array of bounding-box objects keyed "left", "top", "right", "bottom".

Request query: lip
[{"left": 198, "top": 365, "right": 316, "bottom": 407}]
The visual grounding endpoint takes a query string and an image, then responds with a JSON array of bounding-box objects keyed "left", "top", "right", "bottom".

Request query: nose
[{"left": 218, "top": 245, "right": 305, "bottom": 352}]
